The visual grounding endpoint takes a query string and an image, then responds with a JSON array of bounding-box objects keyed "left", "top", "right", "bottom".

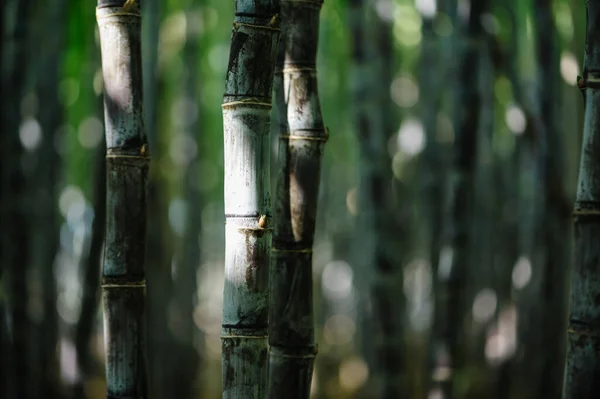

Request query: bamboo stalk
[
  {"left": 349, "top": 0, "right": 404, "bottom": 396},
  {"left": 168, "top": 10, "right": 203, "bottom": 397},
  {"left": 441, "top": 1, "right": 488, "bottom": 396},
  {"left": 424, "top": 2, "right": 456, "bottom": 395},
  {"left": 562, "top": 1, "right": 600, "bottom": 397},
  {"left": 534, "top": 0, "right": 570, "bottom": 396},
  {"left": 36, "top": 0, "right": 67, "bottom": 394},
  {"left": 2, "top": 0, "right": 34, "bottom": 396},
  {"left": 267, "top": 0, "right": 326, "bottom": 397},
  {"left": 74, "top": 140, "right": 106, "bottom": 398},
  {"left": 221, "top": 2, "right": 280, "bottom": 397},
  {"left": 96, "top": 1, "right": 150, "bottom": 396}
]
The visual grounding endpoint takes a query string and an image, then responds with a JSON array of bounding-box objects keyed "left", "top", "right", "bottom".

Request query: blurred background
[{"left": 0, "top": 0, "right": 585, "bottom": 398}]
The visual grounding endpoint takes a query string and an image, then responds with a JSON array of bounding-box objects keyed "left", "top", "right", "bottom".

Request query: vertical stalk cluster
[
  {"left": 563, "top": 1, "right": 600, "bottom": 397},
  {"left": 221, "top": 1, "right": 280, "bottom": 397},
  {"left": 96, "top": 0, "right": 150, "bottom": 396},
  {"left": 268, "top": 0, "right": 326, "bottom": 397}
]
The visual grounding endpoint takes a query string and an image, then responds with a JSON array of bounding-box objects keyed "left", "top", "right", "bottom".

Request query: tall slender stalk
[
  {"left": 0, "top": 0, "right": 6, "bottom": 390},
  {"left": 349, "top": 0, "right": 404, "bottom": 396},
  {"left": 562, "top": 1, "right": 600, "bottom": 397},
  {"left": 2, "top": 0, "right": 34, "bottom": 397},
  {"left": 268, "top": 0, "right": 326, "bottom": 397},
  {"left": 221, "top": 1, "right": 280, "bottom": 397},
  {"left": 441, "top": 1, "right": 488, "bottom": 396},
  {"left": 96, "top": 0, "right": 150, "bottom": 396},
  {"left": 168, "top": 10, "right": 204, "bottom": 397},
  {"left": 140, "top": 0, "right": 175, "bottom": 396},
  {"left": 535, "top": 1, "right": 570, "bottom": 397},
  {"left": 74, "top": 140, "right": 106, "bottom": 398},
  {"left": 35, "top": 0, "right": 67, "bottom": 395},
  {"left": 424, "top": 2, "right": 457, "bottom": 395}
]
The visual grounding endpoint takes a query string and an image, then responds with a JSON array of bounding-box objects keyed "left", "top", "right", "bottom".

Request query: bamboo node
[
  {"left": 222, "top": 100, "right": 272, "bottom": 109},
  {"left": 269, "top": 345, "right": 318, "bottom": 358},
  {"left": 102, "top": 279, "right": 146, "bottom": 288},
  {"left": 280, "top": 134, "right": 328, "bottom": 142},
  {"left": 281, "top": 0, "right": 323, "bottom": 5},
  {"left": 272, "top": 248, "right": 313, "bottom": 253},
  {"left": 237, "top": 226, "right": 274, "bottom": 232},
  {"left": 233, "top": 21, "right": 280, "bottom": 32},
  {"left": 576, "top": 75, "right": 600, "bottom": 89},
  {"left": 96, "top": 10, "right": 141, "bottom": 19},
  {"left": 281, "top": 66, "right": 317, "bottom": 73},
  {"left": 572, "top": 208, "right": 600, "bottom": 218},
  {"left": 221, "top": 335, "right": 268, "bottom": 339}
]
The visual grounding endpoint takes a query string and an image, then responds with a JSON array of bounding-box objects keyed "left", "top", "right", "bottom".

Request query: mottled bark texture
[
  {"left": 96, "top": 1, "right": 150, "bottom": 397},
  {"left": 221, "top": 0, "right": 280, "bottom": 397},
  {"left": 349, "top": 0, "right": 404, "bottom": 397},
  {"left": 268, "top": 1, "right": 326, "bottom": 397},
  {"left": 441, "top": 1, "right": 488, "bottom": 396},
  {"left": 563, "top": 2, "right": 600, "bottom": 397}
]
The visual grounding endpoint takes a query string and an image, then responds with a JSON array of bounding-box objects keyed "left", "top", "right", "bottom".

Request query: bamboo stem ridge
[
  {"left": 268, "top": 0, "right": 326, "bottom": 397},
  {"left": 563, "top": 3, "right": 600, "bottom": 395},
  {"left": 96, "top": 1, "right": 150, "bottom": 397},
  {"left": 221, "top": 1, "right": 280, "bottom": 397}
]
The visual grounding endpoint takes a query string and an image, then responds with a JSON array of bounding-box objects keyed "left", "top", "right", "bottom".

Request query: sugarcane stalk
[
  {"left": 267, "top": 0, "right": 326, "bottom": 397},
  {"left": 221, "top": 1, "right": 280, "bottom": 397},
  {"left": 96, "top": 0, "right": 150, "bottom": 396},
  {"left": 562, "top": 1, "right": 600, "bottom": 397}
]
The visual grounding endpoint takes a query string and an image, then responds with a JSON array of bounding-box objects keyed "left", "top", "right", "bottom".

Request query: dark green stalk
[
  {"left": 562, "top": 1, "right": 600, "bottom": 397},
  {"left": 35, "top": 0, "right": 67, "bottom": 395},
  {"left": 349, "top": 0, "right": 404, "bottom": 396},
  {"left": 74, "top": 140, "right": 106, "bottom": 398},
  {"left": 2, "top": 0, "right": 34, "bottom": 397},
  {"left": 268, "top": 0, "right": 326, "bottom": 397},
  {"left": 221, "top": 0, "right": 280, "bottom": 396},
  {"left": 0, "top": 0, "right": 8, "bottom": 395},
  {"left": 442, "top": 2, "right": 488, "bottom": 396},
  {"left": 96, "top": 0, "right": 150, "bottom": 396},
  {"left": 503, "top": 2, "right": 546, "bottom": 396},
  {"left": 140, "top": 0, "right": 174, "bottom": 396},
  {"left": 168, "top": 10, "right": 203, "bottom": 398},
  {"left": 424, "top": 2, "right": 457, "bottom": 395},
  {"left": 535, "top": 0, "right": 570, "bottom": 397}
]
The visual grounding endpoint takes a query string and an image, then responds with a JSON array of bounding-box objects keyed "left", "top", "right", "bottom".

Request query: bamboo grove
[{"left": 0, "top": 0, "right": 599, "bottom": 398}]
